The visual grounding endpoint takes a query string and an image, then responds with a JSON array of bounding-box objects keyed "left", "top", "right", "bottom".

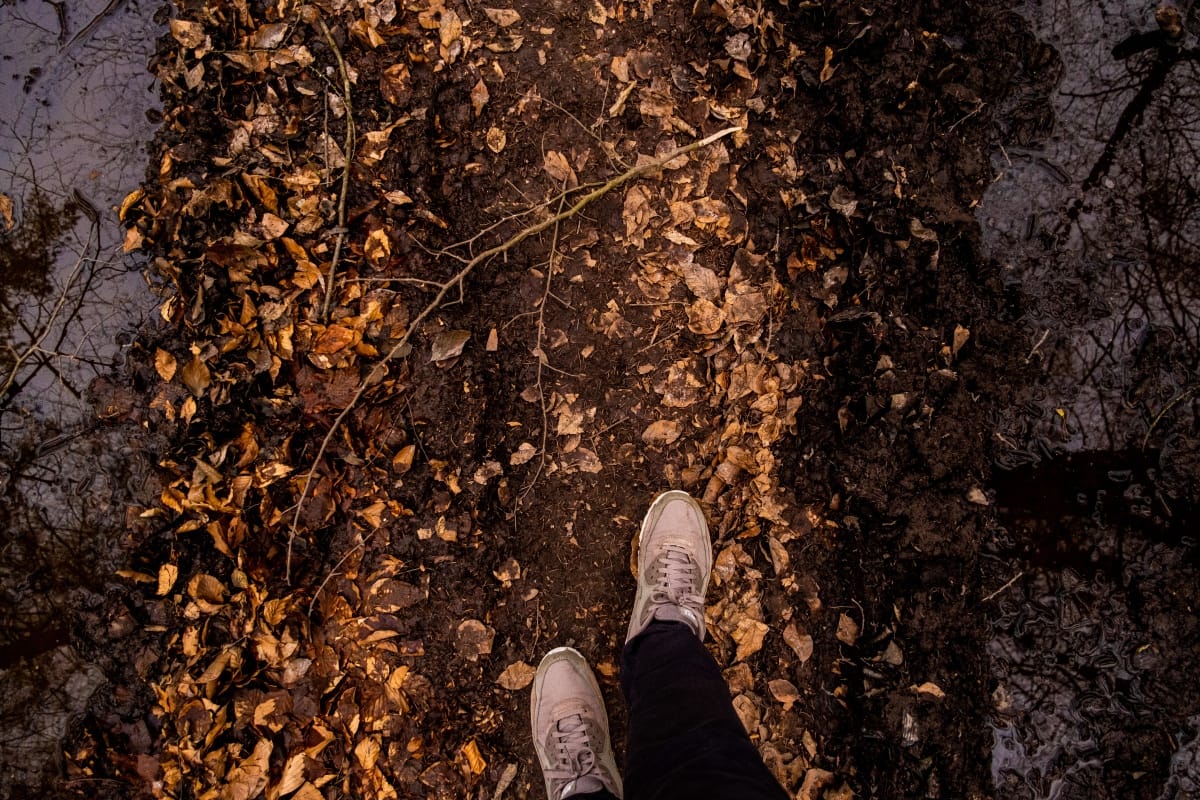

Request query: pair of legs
[{"left": 530, "top": 491, "right": 789, "bottom": 800}]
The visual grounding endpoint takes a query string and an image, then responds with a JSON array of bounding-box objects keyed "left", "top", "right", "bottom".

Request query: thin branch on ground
[
  {"left": 520, "top": 178, "right": 569, "bottom": 502},
  {"left": 286, "top": 125, "right": 742, "bottom": 583},
  {"left": 318, "top": 18, "right": 356, "bottom": 323}
]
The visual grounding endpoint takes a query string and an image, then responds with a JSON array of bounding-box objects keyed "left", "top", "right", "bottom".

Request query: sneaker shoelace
[
  {"left": 649, "top": 543, "right": 704, "bottom": 616},
  {"left": 544, "top": 712, "right": 606, "bottom": 796}
]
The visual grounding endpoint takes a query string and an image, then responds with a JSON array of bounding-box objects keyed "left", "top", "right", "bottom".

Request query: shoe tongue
[{"left": 561, "top": 776, "right": 604, "bottom": 798}]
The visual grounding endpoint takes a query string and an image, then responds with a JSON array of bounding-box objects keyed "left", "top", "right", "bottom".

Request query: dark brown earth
[{"left": 33, "top": 0, "right": 1197, "bottom": 799}]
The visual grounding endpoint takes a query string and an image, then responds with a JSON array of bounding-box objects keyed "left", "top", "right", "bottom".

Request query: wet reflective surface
[
  {"left": 978, "top": 0, "right": 1200, "bottom": 796},
  {"left": 0, "top": 0, "right": 161, "bottom": 791}
]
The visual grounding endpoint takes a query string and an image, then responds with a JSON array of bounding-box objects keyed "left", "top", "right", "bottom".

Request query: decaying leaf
[
  {"left": 471, "top": 79, "right": 490, "bottom": 117},
  {"left": 380, "top": 63, "right": 412, "bottom": 106},
  {"left": 486, "top": 127, "right": 507, "bottom": 153},
  {"left": 0, "top": 192, "right": 13, "bottom": 231},
  {"left": 496, "top": 660, "right": 536, "bottom": 690},
  {"left": 768, "top": 678, "right": 800, "bottom": 710},
  {"left": 461, "top": 739, "right": 487, "bottom": 775},
  {"left": 455, "top": 619, "right": 495, "bottom": 661},
  {"left": 732, "top": 618, "right": 768, "bottom": 662},
  {"left": 181, "top": 351, "right": 211, "bottom": 396}
]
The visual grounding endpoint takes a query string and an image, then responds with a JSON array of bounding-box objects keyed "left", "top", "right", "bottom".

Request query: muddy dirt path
[{"left": 7, "top": 0, "right": 1192, "bottom": 798}]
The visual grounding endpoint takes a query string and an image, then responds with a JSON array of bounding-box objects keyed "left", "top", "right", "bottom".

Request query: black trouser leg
[{"left": 618, "top": 620, "right": 789, "bottom": 800}]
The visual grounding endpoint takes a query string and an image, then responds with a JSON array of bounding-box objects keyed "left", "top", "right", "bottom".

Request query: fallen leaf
[
  {"left": 768, "top": 678, "right": 800, "bottom": 709},
  {"left": 686, "top": 298, "right": 725, "bottom": 335},
  {"left": 261, "top": 213, "right": 288, "bottom": 240},
  {"left": 732, "top": 618, "right": 768, "bottom": 661},
  {"left": 510, "top": 442, "right": 537, "bottom": 465},
  {"left": 155, "top": 348, "right": 177, "bottom": 382},
  {"left": 170, "top": 18, "right": 206, "bottom": 48},
  {"left": 543, "top": 150, "right": 578, "bottom": 187},
  {"left": 431, "top": 329, "right": 470, "bottom": 362},
  {"left": 461, "top": 739, "right": 487, "bottom": 775},
  {"left": 222, "top": 739, "right": 272, "bottom": 800},
  {"left": 380, "top": 63, "right": 412, "bottom": 106},
  {"left": 912, "top": 681, "right": 946, "bottom": 699},
  {"left": 486, "top": 127, "right": 507, "bottom": 153},
  {"left": 641, "top": 419, "right": 682, "bottom": 446},
  {"left": 484, "top": 7, "right": 521, "bottom": 26},
  {"left": 782, "top": 622, "right": 814, "bottom": 663},
  {"left": 819, "top": 45, "right": 836, "bottom": 83},
  {"left": 384, "top": 189, "right": 413, "bottom": 205},
  {"left": 455, "top": 619, "right": 495, "bottom": 661},
  {"left": 364, "top": 228, "right": 391, "bottom": 266},
  {"left": 157, "top": 563, "right": 179, "bottom": 596},
  {"left": 471, "top": 79, "right": 490, "bottom": 117},
  {"left": 836, "top": 612, "right": 859, "bottom": 645},
  {"left": 181, "top": 353, "right": 211, "bottom": 396},
  {"left": 496, "top": 660, "right": 536, "bottom": 690}
]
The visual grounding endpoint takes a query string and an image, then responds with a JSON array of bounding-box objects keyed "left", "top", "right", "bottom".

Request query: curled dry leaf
[
  {"left": 170, "top": 18, "right": 205, "bottom": 48},
  {"left": 641, "top": 419, "right": 682, "bottom": 446},
  {"left": 510, "top": 442, "right": 537, "bottom": 465},
  {"left": 223, "top": 739, "right": 272, "bottom": 800},
  {"left": 732, "top": 617, "right": 768, "bottom": 662},
  {"left": 912, "top": 681, "right": 946, "bottom": 700},
  {"left": 496, "top": 660, "right": 536, "bottom": 690},
  {"left": 471, "top": 79, "right": 490, "bottom": 117}
]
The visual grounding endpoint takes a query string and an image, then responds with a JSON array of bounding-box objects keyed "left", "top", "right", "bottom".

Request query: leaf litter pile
[{"left": 71, "top": 0, "right": 1055, "bottom": 798}]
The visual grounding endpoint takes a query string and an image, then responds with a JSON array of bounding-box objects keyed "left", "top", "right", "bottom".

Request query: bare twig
[
  {"left": 285, "top": 125, "right": 743, "bottom": 582},
  {"left": 520, "top": 179, "right": 569, "bottom": 502},
  {"left": 1141, "top": 384, "right": 1198, "bottom": 449},
  {"left": 318, "top": 18, "right": 355, "bottom": 323},
  {"left": 982, "top": 571, "right": 1025, "bottom": 603}
]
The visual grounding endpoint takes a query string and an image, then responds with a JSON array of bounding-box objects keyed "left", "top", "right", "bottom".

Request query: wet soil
[{"left": 0, "top": 0, "right": 1196, "bottom": 798}]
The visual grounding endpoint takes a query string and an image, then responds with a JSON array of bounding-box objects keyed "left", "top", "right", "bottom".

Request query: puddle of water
[
  {"left": 981, "top": 0, "right": 1200, "bottom": 460},
  {"left": 0, "top": 0, "right": 162, "bottom": 790},
  {"left": 978, "top": 1, "right": 1200, "bottom": 796}
]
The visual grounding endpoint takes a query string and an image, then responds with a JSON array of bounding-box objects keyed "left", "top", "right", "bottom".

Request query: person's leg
[
  {"left": 531, "top": 647, "right": 624, "bottom": 799},
  {"left": 621, "top": 491, "right": 788, "bottom": 800}
]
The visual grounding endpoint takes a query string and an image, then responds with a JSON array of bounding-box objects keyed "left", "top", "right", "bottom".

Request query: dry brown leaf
[
  {"left": 364, "top": 228, "right": 391, "bottom": 266},
  {"left": 641, "top": 419, "right": 682, "bottom": 446},
  {"left": 510, "top": 442, "right": 537, "bottom": 465},
  {"left": 471, "top": 79, "right": 490, "bottom": 117},
  {"left": 912, "top": 681, "right": 946, "bottom": 699},
  {"left": 484, "top": 7, "right": 521, "bottom": 26},
  {"left": 155, "top": 348, "right": 177, "bottom": 382},
  {"left": 732, "top": 618, "right": 768, "bottom": 661},
  {"left": 181, "top": 352, "right": 211, "bottom": 396},
  {"left": 170, "top": 19, "right": 205, "bottom": 48},
  {"left": 222, "top": 739, "right": 272, "bottom": 800},
  {"left": 680, "top": 263, "right": 722, "bottom": 300},
  {"left": 819, "top": 45, "right": 836, "bottom": 83},
  {"left": 274, "top": 753, "right": 307, "bottom": 797},
  {"left": 486, "top": 127, "right": 507, "bottom": 153},
  {"left": 836, "top": 612, "right": 859, "bottom": 645},
  {"left": 392, "top": 444, "right": 416, "bottom": 473},
  {"left": 461, "top": 739, "right": 487, "bottom": 775},
  {"left": 768, "top": 678, "right": 800, "bottom": 709},
  {"left": 156, "top": 563, "right": 179, "bottom": 596},
  {"left": 380, "top": 63, "right": 412, "bottom": 106},
  {"left": 439, "top": 9, "right": 463, "bottom": 48},
  {"left": 455, "top": 619, "right": 495, "bottom": 661},
  {"left": 354, "top": 737, "right": 381, "bottom": 771},
  {"left": 782, "top": 622, "right": 814, "bottom": 663},
  {"left": 430, "top": 329, "right": 470, "bottom": 361},
  {"left": 686, "top": 299, "right": 724, "bottom": 335},
  {"left": 384, "top": 189, "right": 413, "bottom": 205},
  {"left": 542, "top": 150, "right": 578, "bottom": 187},
  {"left": 496, "top": 660, "right": 536, "bottom": 690},
  {"left": 261, "top": 213, "right": 288, "bottom": 240}
]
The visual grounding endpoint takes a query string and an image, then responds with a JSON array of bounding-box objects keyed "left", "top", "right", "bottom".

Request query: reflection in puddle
[
  {"left": 0, "top": 0, "right": 161, "bottom": 791},
  {"left": 978, "top": 1, "right": 1200, "bottom": 796}
]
